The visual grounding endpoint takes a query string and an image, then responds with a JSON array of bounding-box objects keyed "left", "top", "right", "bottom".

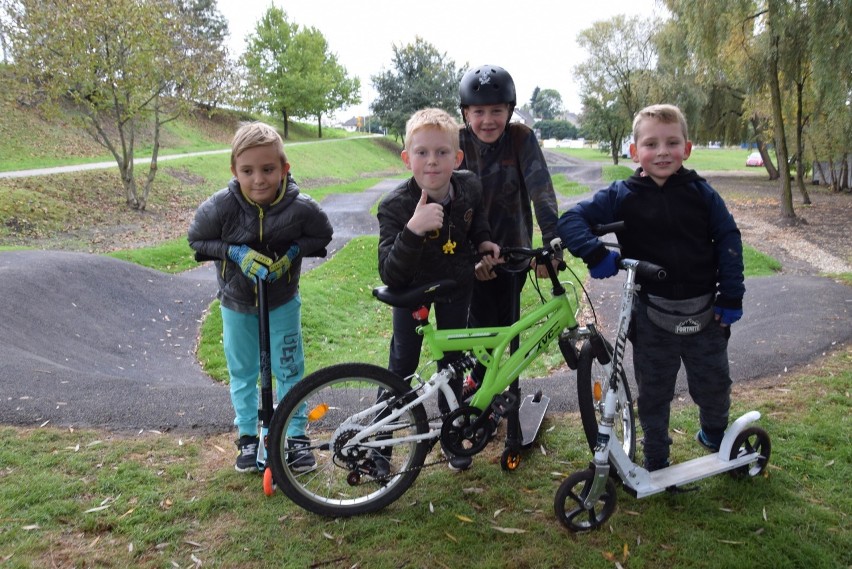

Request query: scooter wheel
[
  {"left": 263, "top": 468, "right": 275, "bottom": 496},
  {"left": 728, "top": 426, "right": 771, "bottom": 479},
  {"left": 554, "top": 468, "right": 617, "bottom": 532},
  {"left": 501, "top": 448, "right": 521, "bottom": 471}
]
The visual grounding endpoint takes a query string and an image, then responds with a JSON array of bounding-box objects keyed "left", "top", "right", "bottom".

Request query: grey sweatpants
[{"left": 631, "top": 298, "right": 732, "bottom": 462}]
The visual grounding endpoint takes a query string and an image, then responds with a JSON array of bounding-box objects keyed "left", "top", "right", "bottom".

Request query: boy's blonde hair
[
  {"left": 632, "top": 104, "right": 689, "bottom": 141},
  {"left": 231, "top": 122, "right": 287, "bottom": 169},
  {"left": 404, "top": 108, "right": 460, "bottom": 152}
]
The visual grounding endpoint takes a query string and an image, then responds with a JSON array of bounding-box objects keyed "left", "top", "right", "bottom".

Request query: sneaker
[
  {"left": 643, "top": 457, "right": 670, "bottom": 472},
  {"left": 235, "top": 435, "right": 259, "bottom": 473},
  {"left": 695, "top": 429, "right": 721, "bottom": 453},
  {"left": 441, "top": 447, "right": 472, "bottom": 472},
  {"left": 368, "top": 449, "right": 391, "bottom": 478},
  {"left": 286, "top": 436, "right": 317, "bottom": 473}
]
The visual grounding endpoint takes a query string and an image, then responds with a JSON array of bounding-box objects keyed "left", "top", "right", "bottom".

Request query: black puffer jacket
[
  {"left": 377, "top": 170, "right": 490, "bottom": 301},
  {"left": 188, "top": 174, "right": 333, "bottom": 313}
]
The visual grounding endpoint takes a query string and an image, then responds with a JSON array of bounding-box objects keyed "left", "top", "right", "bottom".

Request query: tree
[
  {"left": 370, "top": 37, "right": 463, "bottom": 142},
  {"left": 662, "top": 0, "right": 813, "bottom": 219},
  {"left": 292, "top": 27, "right": 360, "bottom": 138},
  {"left": 579, "top": 95, "right": 630, "bottom": 164},
  {"left": 2, "top": 0, "right": 228, "bottom": 211},
  {"left": 575, "top": 15, "right": 657, "bottom": 163},
  {"left": 532, "top": 88, "right": 564, "bottom": 120},
  {"left": 534, "top": 120, "right": 578, "bottom": 140},
  {"left": 242, "top": 7, "right": 359, "bottom": 139}
]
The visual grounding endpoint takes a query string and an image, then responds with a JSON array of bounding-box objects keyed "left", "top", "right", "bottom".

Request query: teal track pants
[{"left": 221, "top": 295, "right": 306, "bottom": 438}]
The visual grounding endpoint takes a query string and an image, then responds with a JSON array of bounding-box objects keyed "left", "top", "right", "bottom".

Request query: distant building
[{"left": 512, "top": 107, "right": 535, "bottom": 127}]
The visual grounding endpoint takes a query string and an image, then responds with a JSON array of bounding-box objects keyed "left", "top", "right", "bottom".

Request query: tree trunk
[
  {"left": 766, "top": 19, "right": 795, "bottom": 219},
  {"left": 316, "top": 114, "right": 323, "bottom": 138},
  {"left": 750, "top": 115, "right": 779, "bottom": 180},
  {"left": 281, "top": 108, "right": 289, "bottom": 139},
  {"left": 794, "top": 79, "right": 811, "bottom": 205}
]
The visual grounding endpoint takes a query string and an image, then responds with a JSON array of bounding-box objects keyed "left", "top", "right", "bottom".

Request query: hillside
[{"left": 0, "top": 98, "right": 405, "bottom": 252}]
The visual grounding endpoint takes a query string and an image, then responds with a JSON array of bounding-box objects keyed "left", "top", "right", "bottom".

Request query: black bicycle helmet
[{"left": 459, "top": 65, "right": 517, "bottom": 108}]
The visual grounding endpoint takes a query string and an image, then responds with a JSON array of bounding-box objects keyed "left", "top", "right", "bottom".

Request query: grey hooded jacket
[{"left": 188, "top": 174, "right": 333, "bottom": 313}]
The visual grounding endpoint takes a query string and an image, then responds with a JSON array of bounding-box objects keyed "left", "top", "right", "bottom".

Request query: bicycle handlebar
[
  {"left": 194, "top": 248, "right": 327, "bottom": 263},
  {"left": 591, "top": 221, "right": 625, "bottom": 236}
]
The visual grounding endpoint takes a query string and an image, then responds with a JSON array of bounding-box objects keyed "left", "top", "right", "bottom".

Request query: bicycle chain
[{"left": 355, "top": 408, "right": 452, "bottom": 484}]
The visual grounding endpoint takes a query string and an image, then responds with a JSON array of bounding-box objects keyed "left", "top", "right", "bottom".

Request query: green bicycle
[{"left": 267, "top": 237, "right": 638, "bottom": 516}]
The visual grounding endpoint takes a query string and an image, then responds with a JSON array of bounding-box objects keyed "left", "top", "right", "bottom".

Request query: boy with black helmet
[{"left": 458, "top": 64, "right": 561, "bottom": 394}]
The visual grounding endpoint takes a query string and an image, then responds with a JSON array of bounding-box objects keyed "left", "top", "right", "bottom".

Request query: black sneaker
[
  {"left": 286, "top": 436, "right": 317, "bottom": 473},
  {"left": 695, "top": 429, "right": 722, "bottom": 452},
  {"left": 440, "top": 447, "right": 472, "bottom": 472},
  {"left": 235, "top": 435, "right": 259, "bottom": 473}
]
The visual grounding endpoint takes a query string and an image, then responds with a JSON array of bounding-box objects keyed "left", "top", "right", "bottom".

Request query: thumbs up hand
[{"left": 406, "top": 190, "right": 444, "bottom": 236}]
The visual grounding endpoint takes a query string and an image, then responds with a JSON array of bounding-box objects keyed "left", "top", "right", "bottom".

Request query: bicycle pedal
[{"left": 490, "top": 391, "right": 519, "bottom": 415}]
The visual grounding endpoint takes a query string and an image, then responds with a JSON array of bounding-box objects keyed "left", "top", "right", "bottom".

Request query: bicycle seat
[{"left": 372, "top": 279, "right": 457, "bottom": 309}]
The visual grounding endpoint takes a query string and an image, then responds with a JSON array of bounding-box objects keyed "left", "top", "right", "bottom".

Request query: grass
[
  {"left": 1, "top": 107, "right": 848, "bottom": 567},
  {"left": 1, "top": 346, "right": 848, "bottom": 568},
  {"left": 0, "top": 101, "right": 354, "bottom": 172},
  {"left": 553, "top": 147, "right": 758, "bottom": 172}
]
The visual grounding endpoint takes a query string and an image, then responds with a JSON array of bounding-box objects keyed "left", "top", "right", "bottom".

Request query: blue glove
[
  {"left": 268, "top": 244, "right": 301, "bottom": 284},
  {"left": 589, "top": 250, "right": 620, "bottom": 279},
  {"left": 714, "top": 306, "right": 743, "bottom": 326},
  {"left": 227, "top": 245, "right": 272, "bottom": 280}
]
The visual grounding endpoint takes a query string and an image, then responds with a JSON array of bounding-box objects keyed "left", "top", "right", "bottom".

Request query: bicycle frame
[{"left": 418, "top": 287, "right": 579, "bottom": 413}]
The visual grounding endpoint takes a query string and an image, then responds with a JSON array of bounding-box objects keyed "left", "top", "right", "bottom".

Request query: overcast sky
[{"left": 215, "top": 0, "right": 666, "bottom": 120}]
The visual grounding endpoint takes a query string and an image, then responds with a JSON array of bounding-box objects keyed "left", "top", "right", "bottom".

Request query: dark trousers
[
  {"left": 387, "top": 292, "right": 472, "bottom": 410},
  {"left": 467, "top": 271, "right": 526, "bottom": 382},
  {"left": 632, "top": 298, "right": 732, "bottom": 462}
]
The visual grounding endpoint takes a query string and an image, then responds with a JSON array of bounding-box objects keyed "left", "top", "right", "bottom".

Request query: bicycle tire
[
  {"left": 267, "top": 363, "right": 431, "bottom": 517},
  {"left": 576, "top": 338, "right": 636, "bottom": 461}
]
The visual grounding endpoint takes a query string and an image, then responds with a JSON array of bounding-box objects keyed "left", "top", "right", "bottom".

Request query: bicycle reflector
[
  {"left": 593, "top": 381, "right": 602, "bottom": 402},
  {"left": 412, "top": 306, "right": 430, "bottom": 321},
  {"left": 307, "top": 403, "right": 329, "bottom": 422}
]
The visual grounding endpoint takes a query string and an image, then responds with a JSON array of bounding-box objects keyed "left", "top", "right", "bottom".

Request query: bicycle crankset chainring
[{"left": 440, "top": 406, "right": 489, "bottom": 457}]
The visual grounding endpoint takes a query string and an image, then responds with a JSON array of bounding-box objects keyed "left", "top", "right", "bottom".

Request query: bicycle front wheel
[
  {"left": 268, "top": 363, "right": 431, "bottom": 517},
  {"left": 577, "top": 338, "right": 636, "bottom": 461}
]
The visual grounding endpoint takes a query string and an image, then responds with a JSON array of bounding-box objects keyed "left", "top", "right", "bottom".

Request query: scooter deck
[
  {"left": 632, "top": 451, "right": 760, "bottom": 498},
  {"left": 518, "top": 391, "right": 550, "bottom": 447}
]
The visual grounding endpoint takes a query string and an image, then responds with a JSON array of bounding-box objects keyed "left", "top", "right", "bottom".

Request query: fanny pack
[{"left": 643, "top": 293, "right": 714, "bottom": 335}]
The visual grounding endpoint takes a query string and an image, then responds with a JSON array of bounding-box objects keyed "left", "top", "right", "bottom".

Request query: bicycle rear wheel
[
  {"left": 576, "top": 338, "right": 636, "bottom": 460},
  {"left": 268, "top": 363, "right": 430, "bottom": 517}
]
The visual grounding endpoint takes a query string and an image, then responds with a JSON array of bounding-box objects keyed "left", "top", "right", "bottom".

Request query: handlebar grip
[
  {"left": 636, "top": 260, "right": 667, "bottom": 281},
  {"left": 194, "top": 248, "right": 328, "bottom": 264},
  {"left": 591, "top": 222, "right": 625, "bottom": 236}
]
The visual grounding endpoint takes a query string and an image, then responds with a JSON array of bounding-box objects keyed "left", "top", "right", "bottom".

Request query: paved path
[{"left": 1, "top": 158, "right": 849, "bottom": 434}]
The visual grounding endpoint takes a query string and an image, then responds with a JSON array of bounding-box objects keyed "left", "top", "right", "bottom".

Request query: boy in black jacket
[
  {"left": 557, "top": 104, "right": 745, "bottom": 471},
  {"left": 377, "top": 108, "right": 500, "bottom": 471}
]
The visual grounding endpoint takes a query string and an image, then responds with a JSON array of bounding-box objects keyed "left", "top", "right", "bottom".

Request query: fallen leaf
[
  {"left": 719, "top": 507, "right": 734, "bottom": 512},
  {"left": 462, "top": 487, "right": 484, "bottom": 494},
  {"left": 455, "top": 514, "right": 473, "bottom": 523},
  {"left": 493, "top": 508, "right": 504, "bottom": 518},
  {"left": 824, "top": 460, "right": 835, "bottom": 467},
  {"left": 322, "top": 531, "right": 334, "bottom": 540},
  {"left": 429, "top": 502, "right": 434, "bottom": 513},
  {"left": 718, "top": 539, "right": 745, "bottom": 545},
  {"left": 763, "top": 507, "right": 767, "bottom": 521},
  {"left": 492, "top": 526, "right": 527, "bottom": 534},
  {"left": 84, "top": 505, "right": 111, "bottom": 513},
  {"left": 445, "top": 532, "right": 458, "bottom": 543},
  {"left": 22, "top": 525, "right": 40, "bottom": 531}
]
